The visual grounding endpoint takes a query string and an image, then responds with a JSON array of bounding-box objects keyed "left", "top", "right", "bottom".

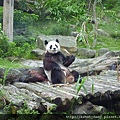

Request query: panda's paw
[
  {"left": 70, "top": 55, "right": 75, "bottom": 60},
  {"left": 53, "top": 66, "right": 61, "bottom": 70}
]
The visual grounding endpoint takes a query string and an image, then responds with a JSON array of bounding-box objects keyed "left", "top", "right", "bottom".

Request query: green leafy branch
[{"left": 75, "top": 76, "right": 94, "bottom": 95}]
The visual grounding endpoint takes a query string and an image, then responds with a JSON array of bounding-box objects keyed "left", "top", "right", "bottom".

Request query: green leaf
[
  {"left": 82, "top": 85, "right": 88, "bottom": 94},
  {"left": 75, "top": 77, "right": 87, "bottom": 94},
  {"left": 88, "top": 78, "right": 94, "bottom": 94},
  {"left": 74, "top": 75, "right": 81, "bottom": 90}
]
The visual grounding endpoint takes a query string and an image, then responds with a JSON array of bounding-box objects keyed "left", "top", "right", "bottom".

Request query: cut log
[
  {"left": 1, "top": 84, "right": 57, "bottom": 112},
  {"left": 13, "top": 82, "right": 81, "bottom": 111},
  {"left": 70, "top": 52, "right": 120, "bottom": 76}
]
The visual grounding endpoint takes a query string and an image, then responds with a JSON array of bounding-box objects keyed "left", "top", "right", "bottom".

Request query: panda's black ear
[
  {"left": 56, "top": 39, "right": 59, "bottom": 43},
  {"left": 45, "top": 40, "right": 48, "bottom": 45}
]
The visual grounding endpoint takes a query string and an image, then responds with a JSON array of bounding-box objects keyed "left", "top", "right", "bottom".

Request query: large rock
[
  {"left": 70, "top": 31, "right": 79, "bottom": 37},
  {"left": 98, "top": 48, "right": 110, "bottom": 56},
  {"left": 21, "top": 60, "right": 43, "bottom": 67},
  {"left": 36, "top": 34, "right": 77, "bottom": 54},
  {"left": 99, "top": 51, "right": 120, "bottom": 57},
  {"left": 74, "top": 101, "right": 106, "bottom": 114},
  {"left": 31, "top": 48, "right": 45, "bottom": 59},
  {"left": 114, "top": 50, "right": 120, "bottom": 56},
  {"left": 90, "top": 29, "right": 109, "bottom": 37},
  {"left": 97, "top": 29, "right": 109, "bottom": 36},
  {"left": 77, "top": 48, "right": 96, "bottom": 58}
]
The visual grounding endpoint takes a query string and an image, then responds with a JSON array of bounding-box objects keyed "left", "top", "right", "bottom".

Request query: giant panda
[
  {"left": 43, "top": 39, "right": 80, "bottom": 84},
  {"left": 9, "top": 39, "right": 80, "bottom": 84}
]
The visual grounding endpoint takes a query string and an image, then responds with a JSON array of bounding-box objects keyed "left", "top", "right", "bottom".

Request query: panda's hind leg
[
  {"left": 71, "top": 70, "right": 81, "bottom": 82},
  {"left": 51, "top": 69, "right": 66, "bottom": 84}
]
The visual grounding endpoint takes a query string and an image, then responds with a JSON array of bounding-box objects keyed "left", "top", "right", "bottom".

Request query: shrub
[
  {"left": 44, "top": 0, "right": 87, "bottom": 22},
  {"left": 0, "top": 23, "right": 9, "bottom": 57},
  {"left": 13, "top": 35, "right": 30, "bottom": 46},
  {"left": 7, "top": 42, "right": 35, "bottom": 58},
  {"left": 0, "top": 7, "right": 3, "bottom": 23},
  {"left": 47, "top": 21, "right": 72, "bottom": 35},
  {"left": 0, "top": 23, "right": 35, "bottom": 58},
  {"left": 14, "top": 10, "right": 39, "bottom": 36},
  {"left": 13, "top": 35, "right": 36, "bottom": 47}
]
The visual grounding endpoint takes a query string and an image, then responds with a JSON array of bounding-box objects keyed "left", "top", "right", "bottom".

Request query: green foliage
[
  {"left": 0, "top": 23, "right": 9, "bottom": 57},
  {"left": 2, "top": 103, "right": 12, "bottom": 114},
  {"left": 0, "top": 7, "right": 3, "bottom": 23},
  {"left": 103, "top": 9, "right": 120, "bottom": 23},
  {"left": 17, "top": 102, "right": 38, "bottom": 114},
  {"left": 13, "top": 35, "right": 35, "bottom": 46},
  {"left": 16, "top": 0, "right": 87, "bottom": 22},
  {"left": 14, "top": 10, "right": 39, "bottom": 27},
  {"left": 77, "top": 20, "right": 120, "bottom": 51},
  {"left": 1, "top": 102, "right": 38, "bottom": 119},
  {"left": 103, "top": 0, "right": 120, "bottom": 10},
  {"left": 7, "top": 42, "right": 17, "bottom": 57},
  {"left": 0, "top": 58, "right": 24, "bottom": 68},
  {"left": 44, "top": 0, "right": 87, "bottom": 21},
  {"left": 75, "top": 76, "right": 94, "bottom": 95},
  {"left": 0, "top": 39, "right": 35, "bottom": 58},
  {"left": 75, "top": 77, "right": 88, "bottom": 94},
  {"left": 0, "top": 22, "right": 36, "bottom": 58},
  {"left": 0, "top": 41, "right": 35, "bottom": 60},
  {"left": 1, "top": 67, "right": 11, "bottom": 86},
  {"left": 95, "top": 35, "right": 120, "bottom": 51},
  {"left": 0, "top": 58, "right": 27, "bottom": 85},
  {"left": 31, "top": 20, "right": 73, "bottom": 36},
  {"left": 44, "top": 21, "right": 72, "bottom": 35},
  {"left": 7, "top": 42, "right": 35, "bottom": 58},
  {"left": 14, "top": 10, "right": 39, "bottom": 36}
]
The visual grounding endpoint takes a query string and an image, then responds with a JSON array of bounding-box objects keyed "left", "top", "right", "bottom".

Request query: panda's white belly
[
  {"left": 44, "top": 63, "right": 70, "bottom": 82},
  {"left": 44, "top": 70, "right": 51, "bottom": 82},
  {"left": 58, "top": 63, "right": 69, "bottom": 76}
]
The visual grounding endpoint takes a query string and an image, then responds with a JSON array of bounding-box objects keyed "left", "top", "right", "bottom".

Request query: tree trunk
[
  {"left": 3, "top": 0, "right": 14, "bottom": 42},
  {"left": 93, "top": 0, "right": 98, "bottom": 47}
]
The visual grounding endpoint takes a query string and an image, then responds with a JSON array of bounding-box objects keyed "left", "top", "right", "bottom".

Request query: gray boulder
[
  {"left": 74, "top": 101, "right": 106, "bottom": 114},
  {"left": 103, "top": 51, "right": 120, "bottom": 57},
  {"left": 114, "top": 51, "right": 120, "bottom": 56},
  {"left": 90, "top": 29, "right": 109, "bottom": 36},
  {"left": 97, "top": 29, "right": 109, "bottom": 36},
  {"left": 36, "top": 34, "right": 77, "bottom": 54},
  {"left": 31, "top": 48, "right": 45, "bottom": 59},
  {"left": 98, "top": 48, "right": 110, "bottom": 56},
  {"left": 70, "top": 31, "right": 79, "bottom": 37},
  {"left": 77, "top": 48, "right": 96, "bottom": 58}
]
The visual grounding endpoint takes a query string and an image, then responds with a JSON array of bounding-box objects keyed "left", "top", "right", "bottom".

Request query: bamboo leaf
[
  {"left": 75, "top": 77, "right": 87, "bottom": 94},
  {"left": 3, "top": 67, "right": 11, "bottom": 85},
  {"left": 74, "top": 75, "right": 81, "bottom": 90},
  {"left": 82, "top": 85, "right": 88, "bottom": 94},
  {"left": 88, "top": 78, "right": 94, "bottom": 94}
]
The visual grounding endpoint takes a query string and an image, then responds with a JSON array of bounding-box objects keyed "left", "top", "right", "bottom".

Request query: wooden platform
[{"left": 1, "top": 70, "right": 120, "bottom": 113}]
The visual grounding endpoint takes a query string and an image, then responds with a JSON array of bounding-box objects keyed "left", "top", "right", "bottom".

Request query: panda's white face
[{"left": 45, "top": 40, "right": 60, "bottom": 54}]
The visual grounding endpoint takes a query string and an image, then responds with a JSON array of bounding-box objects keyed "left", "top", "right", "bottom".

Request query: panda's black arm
[
  {"left": 63, "top": 55, "right": 75, "bottom": 67},
  {"left": 58, "top": 51, "right": 75, "bottom": 67}
]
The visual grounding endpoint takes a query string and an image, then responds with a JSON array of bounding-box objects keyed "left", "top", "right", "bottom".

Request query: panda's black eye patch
[
  {"left": 55, "top": 44, "right": 58, "bottom": 48},
  {"left": 50, "top": 45, "right": 52, "bottom": 49}
]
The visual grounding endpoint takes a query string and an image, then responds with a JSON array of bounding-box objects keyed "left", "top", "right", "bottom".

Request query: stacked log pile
[
  {"left": 0, "top": 51, "right": 120, "bottom": 113},
  {"left": 70, "top": 51, "right": 120, "bottom": 76},
  {"left": 0, "top": 70, "right": 120, "bottom": 113}
]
